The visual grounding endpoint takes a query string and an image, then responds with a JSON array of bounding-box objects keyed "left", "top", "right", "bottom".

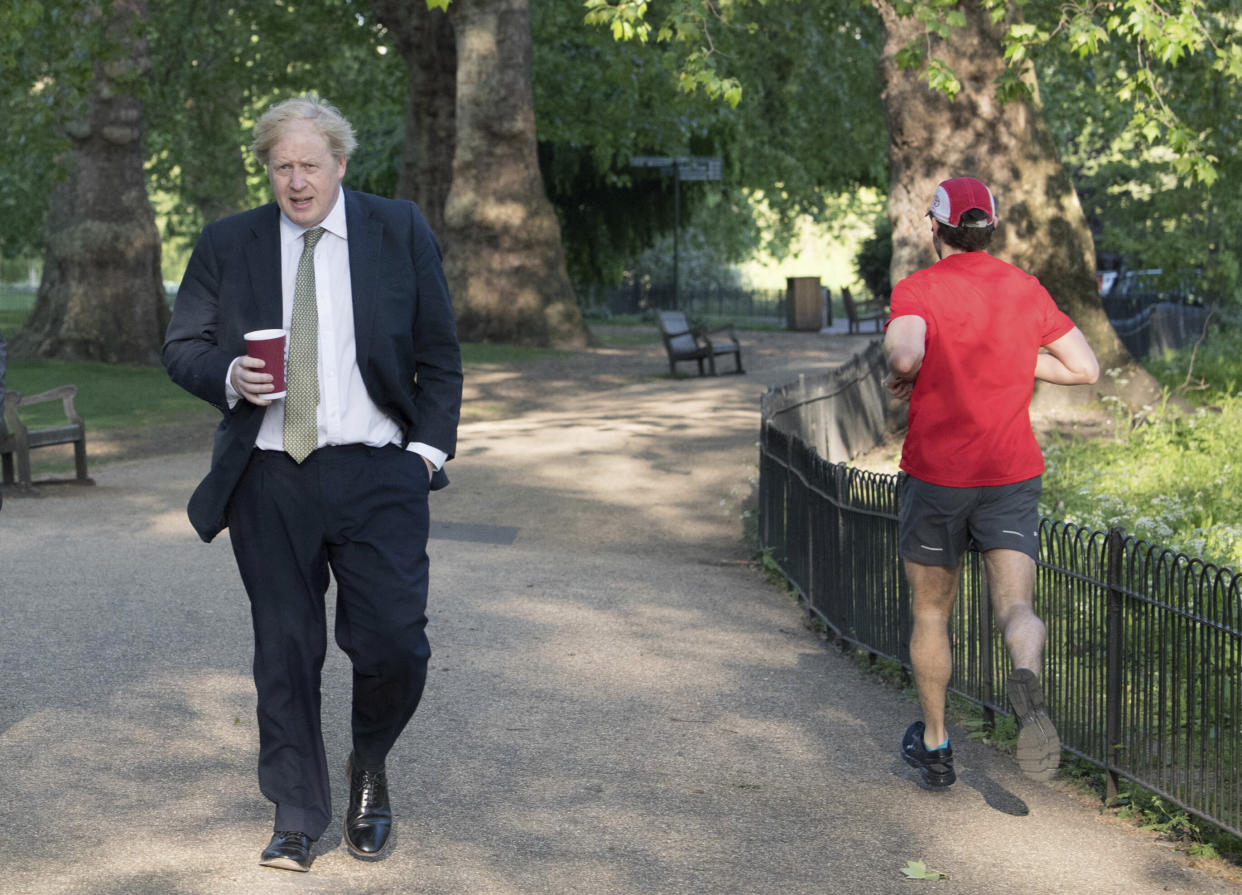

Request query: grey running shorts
[{"left": 898, "top": 474, "right": 1042, "bottom": 567}]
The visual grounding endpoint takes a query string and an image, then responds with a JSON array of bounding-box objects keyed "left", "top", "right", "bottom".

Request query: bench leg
[
  {"left": 74, "top": 436, "right": 90, "bottom": 483},
  {"left": 15, "top": 441, "right": 32, "bottom": 488},
  {"left": 1, "top": 452, "right": 12, "bottom": 486}
]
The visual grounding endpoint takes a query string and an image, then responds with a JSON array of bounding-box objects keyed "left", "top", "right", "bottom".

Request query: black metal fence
[
  {"left": 759, "top": 421, "right": 1242, "bottom": 838},
  {"left": 1105, "top": 301, "right": 1214, "bottom": 360},
  {"left": 582, "top": 282, "right": 785, "bottom": 320}
]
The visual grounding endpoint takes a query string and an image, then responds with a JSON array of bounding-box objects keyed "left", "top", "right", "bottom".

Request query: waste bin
[{"left": 786, "top": 276, "right": 821, "bottom": 331}]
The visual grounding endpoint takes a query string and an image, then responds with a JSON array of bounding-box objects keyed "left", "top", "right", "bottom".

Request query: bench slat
[{"left": 25, "top": 426, "right": 85, "bottom": 448}]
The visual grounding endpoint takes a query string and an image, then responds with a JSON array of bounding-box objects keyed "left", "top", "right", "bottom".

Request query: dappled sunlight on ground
[{"left": 1, "top": 329, "right": 1229, "bottom": 894}]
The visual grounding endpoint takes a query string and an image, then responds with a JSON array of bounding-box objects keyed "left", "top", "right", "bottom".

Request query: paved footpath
[{"left": 0, "top": 332, "right": 1234, "bottom": 894}]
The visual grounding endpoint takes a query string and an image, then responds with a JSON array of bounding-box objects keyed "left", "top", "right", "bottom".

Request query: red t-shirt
[{"left": 887, "top": 252, "right": 1074, "bottom": 487}]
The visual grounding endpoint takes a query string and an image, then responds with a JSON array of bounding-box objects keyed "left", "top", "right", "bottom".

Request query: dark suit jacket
[{"left": 163, "top": 190, "right": 463, "bottom": 543}]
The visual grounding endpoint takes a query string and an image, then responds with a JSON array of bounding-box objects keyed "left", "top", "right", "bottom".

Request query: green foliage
[
  {"left": 143, "top": 0, "right": 406, "bottom": 257},
  {"left": 1143, "top": 328, "right": 1241, "bottom": 405},
  {"left": 1112, "top": 788, "right": 1230, "bottom": 860},
  {"left": 4, "top": 0, "right": 408, "bottom": 275},
  {"left": 1041, "top": 325, "right": 1242, "bottom": 568},
  {"left": 755, "top": 546, "right": 788, "bottom": 587},
  {"left": 532, "top": 3, "right": 715, "bottom": 284},
  {"left": 8, "top": 0, "right": 892, "bottom": 299},
  {"left": 854, "top": 216, "right": 893, "bottom": 300},
  {"left": 1059, "top": 758, "right": 1241, "bottom": 864},
  {"left": 0, "top": 1, "right": 96, "bottom": 257},
  {"left": 959, "top": 711, "right": 1018, "bottom": 747},
  {"left": 584, "top": 0, "right": 745, "bottom": 106},
  {"left": 583, "top": 0, "right": 1241, "bottom": 303},
  {"left": 1035, "top": 13, "right": 1242, "bottom": 304},
  {"left": 573, "top": 0, "right": 889, "bottom": 282},
  {"left": 625, "top": 225, "right": 749, "bottom": 289},
  {"left": 891, "top": 0, "right": 1242, "bottom": 188}
]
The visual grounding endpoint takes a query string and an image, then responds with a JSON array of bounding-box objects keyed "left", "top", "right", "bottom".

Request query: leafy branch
[
  {"left": 583, "top": 0, "right": 746, "bottom": 106},
  {"left": 891, "top": 0, "right": 1238, "bottom": 184}
]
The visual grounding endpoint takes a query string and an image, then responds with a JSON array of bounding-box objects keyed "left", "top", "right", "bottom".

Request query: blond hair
[{"left": 250, "top": 94, "right": 357, "bottom": 165}]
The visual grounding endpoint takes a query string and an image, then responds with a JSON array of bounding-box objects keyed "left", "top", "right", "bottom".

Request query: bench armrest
[{"left": 3, "top": 385, "right": 83, "bottom": 434}]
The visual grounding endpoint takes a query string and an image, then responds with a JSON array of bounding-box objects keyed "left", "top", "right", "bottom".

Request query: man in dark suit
[{"left": 164, "top": 95, "right": 462, "bottom": 872}]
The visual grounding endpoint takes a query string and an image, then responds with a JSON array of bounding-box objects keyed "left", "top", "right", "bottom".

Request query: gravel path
[{"left": 0, "top": 327, "right": 1232, "bottom": 894}]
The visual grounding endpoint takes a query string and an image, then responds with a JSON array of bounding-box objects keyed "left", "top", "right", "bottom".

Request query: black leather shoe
[
  {"left": 259, "top": 831, "right": 312, "bottom": 872},
  {"left": 344, "top": 753, "right": 393, "bottom": 858}
]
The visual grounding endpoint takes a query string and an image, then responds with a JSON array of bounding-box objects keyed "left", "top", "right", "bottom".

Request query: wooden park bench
[
  {"left": 842, "top": 287, "right": 886, "bottom": 334},
  {"left": 656, "top": 310, "right": 745, "bottom": 377},
  {"left": 1, "top": 385, "right": 93, "bottom": 489}
]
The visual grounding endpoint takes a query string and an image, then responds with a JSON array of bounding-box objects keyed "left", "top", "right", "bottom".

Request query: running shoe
[
  {"left": 901, "top": 720, "right": 956, "bottom": 788},
  {"left": 1008, "top": 667, "right": 1060, "bottom": 781}
]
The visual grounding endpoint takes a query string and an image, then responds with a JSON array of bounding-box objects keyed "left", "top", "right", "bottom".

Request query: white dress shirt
[{"left": 226, "top": 187, "right": 446, "bottom": 469}]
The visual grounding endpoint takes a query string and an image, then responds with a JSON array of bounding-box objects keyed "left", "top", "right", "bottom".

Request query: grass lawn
[
  {"left": 1, "top": 306, "right": 569, "bottom": 435},
  {"left": 1041, "top": 322, "right": 1242, "bottom": 569}
]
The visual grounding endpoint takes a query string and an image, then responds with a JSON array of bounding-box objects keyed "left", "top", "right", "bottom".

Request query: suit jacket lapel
[
  {"left": 242, "top": 204, "right": 282, "bottom": 330},
  {"left": 345, "top": 190, "right": 383, "bottom": 371}
]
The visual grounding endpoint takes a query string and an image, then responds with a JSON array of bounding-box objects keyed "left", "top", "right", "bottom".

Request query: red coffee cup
[{"left": 243, "top": 329, "right": 287, "bottom": 400}]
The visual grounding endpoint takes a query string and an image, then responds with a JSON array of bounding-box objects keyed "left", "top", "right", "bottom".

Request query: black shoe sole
[
  {"left": 259, "top": 855, "right": 311, "bottom": 872},
  {"left": 1008, "top": 668, "right": 1060, "bottom": 782},
  {"left": 901, "top": 750, "right": 956, "bottom": 788}
]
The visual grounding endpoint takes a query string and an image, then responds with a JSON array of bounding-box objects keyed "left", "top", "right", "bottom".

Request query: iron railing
[
  {"left": 759, "top": 421, "right": 1242, "bottom": 838},
  {"left": 1106, "top": 301, "right": 1214, "bottom": 359},
  {"left": 583, "top": 282, "right": 785, "bottom": 320}
]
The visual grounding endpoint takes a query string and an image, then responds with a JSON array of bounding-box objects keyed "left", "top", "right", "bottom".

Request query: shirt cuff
[
  {"left": 406, "top": 442, "right": 447, "bottom": 470},
  {"left": 224, "top": 356, "right": 243, "bottom": 409}
]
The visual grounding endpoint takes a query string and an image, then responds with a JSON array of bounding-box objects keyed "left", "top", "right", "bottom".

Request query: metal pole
[
  {"left": 673, "top": 160, "right": 681, "bottom": 310},
  {"left": 1105, "top": 526, "right": 1125, "bottom": 801},
  {"left": 981, "top": 559, "right": 996, "bottom": 733}
]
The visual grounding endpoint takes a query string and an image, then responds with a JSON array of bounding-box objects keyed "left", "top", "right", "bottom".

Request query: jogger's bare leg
[
  {"left": 983, "top": 549, "right": 1043, "bottom": 673},
  {"left": 984, "top": 548, "right": 1061, "bottom": 779},
  {"left": 905, "top": 560, "right": 961, "bottom": 749}
]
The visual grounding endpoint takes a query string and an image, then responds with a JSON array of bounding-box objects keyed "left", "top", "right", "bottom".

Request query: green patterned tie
[{"left": 283, "top": 226, "right": 325, "bottom": 463}]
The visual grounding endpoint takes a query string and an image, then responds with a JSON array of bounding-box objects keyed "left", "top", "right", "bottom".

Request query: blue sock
[{"left": 928, "top": 737, "right": 949, "bottom": 751}]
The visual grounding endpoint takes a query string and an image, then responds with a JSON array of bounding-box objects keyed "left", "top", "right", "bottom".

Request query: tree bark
[
  {"left": 442, "top": 0, "right": 589, "bottom": 347},
  {"left": 15, "top": 0, "right": 168, "bottom": 365},
  {"left": 876, "top": 0, "right": 1160, "bottom": 406},
  {"left": 369, "top": 0, "right": 457, "bottom": 237}
]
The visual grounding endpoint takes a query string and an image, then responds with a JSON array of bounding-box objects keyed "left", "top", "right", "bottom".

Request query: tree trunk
[
  {"left": 876, "top": 0, "right": 1160, "bottom": 406},
  {"left": 369, "top": 0, "right": 457, "bottom": 237},
  {"left": 15, "top": 0, "right": 168, "bottom": 365},
  {"left": 442, "top": 0, "right": 590, "bottom": 347}
]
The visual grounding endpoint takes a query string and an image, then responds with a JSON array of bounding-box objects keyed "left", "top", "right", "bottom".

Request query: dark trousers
[{"left": 228, "top": 444, "right": 431, "bottom": 839}]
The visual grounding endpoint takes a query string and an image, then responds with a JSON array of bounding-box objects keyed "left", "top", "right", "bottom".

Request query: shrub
[{"left": 1041, "top": 324, "right": 1242, "bottom": 570}]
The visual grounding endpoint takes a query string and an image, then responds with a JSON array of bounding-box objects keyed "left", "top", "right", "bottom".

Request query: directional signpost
[{"left": 630, "top": 156, "right": 723, "bottom": 308}]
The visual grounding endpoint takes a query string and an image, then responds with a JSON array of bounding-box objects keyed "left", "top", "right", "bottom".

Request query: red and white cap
[{"left": 929, "top": 177, "right": 998, "bottom": 228}]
